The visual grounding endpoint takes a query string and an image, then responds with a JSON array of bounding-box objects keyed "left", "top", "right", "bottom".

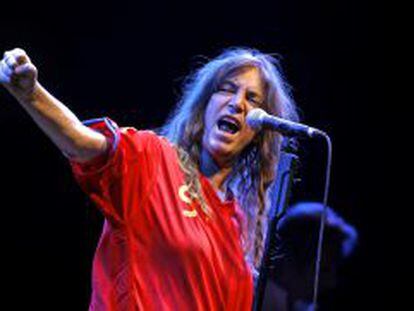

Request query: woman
[{"left": 0, "top": 47, "right": 298, "bottom": 310}]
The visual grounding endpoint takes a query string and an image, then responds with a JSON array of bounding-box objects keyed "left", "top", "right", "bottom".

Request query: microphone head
[{"left": 246, "top": 108, "right": 267, "bottom": 130}]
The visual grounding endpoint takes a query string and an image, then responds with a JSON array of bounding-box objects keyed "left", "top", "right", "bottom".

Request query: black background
[{"left": 1, "top": 0, "right": 397, "bottom": 310}]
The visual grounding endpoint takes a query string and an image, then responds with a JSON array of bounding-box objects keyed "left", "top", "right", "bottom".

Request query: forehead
[{"left": 222, "top": 66, "right": 266, "bottom": 94}]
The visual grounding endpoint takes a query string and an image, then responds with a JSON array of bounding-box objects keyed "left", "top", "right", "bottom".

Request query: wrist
[{"left": 17, "top": 81, "right": 43, "bottom": 106}]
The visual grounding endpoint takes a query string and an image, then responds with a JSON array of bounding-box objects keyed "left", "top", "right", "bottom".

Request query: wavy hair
[{"left": 160, "top": 47, "right": 299, "bottom": 275}]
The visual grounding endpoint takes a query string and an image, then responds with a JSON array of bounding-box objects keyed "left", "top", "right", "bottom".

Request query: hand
[{"left": 0, "top": 48, "right": 38, "bottom": 102}]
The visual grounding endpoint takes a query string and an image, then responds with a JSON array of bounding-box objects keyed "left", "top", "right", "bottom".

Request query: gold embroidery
[
  {"left": 182, "top": 209, "right": 198, "bottom": 218},
  {"left": 178, "top": 185, "right": 198, "bottom": 218},
  {"left": 178, "top": 185, "right": 192, "bottom": 204}
]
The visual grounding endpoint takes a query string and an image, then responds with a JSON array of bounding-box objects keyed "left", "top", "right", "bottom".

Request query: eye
[
  {"left": 216, "top": 81, "right": 237, "bottom": 94},
  {"left": 217, "top": 85, "right": 235, "bottom": 94},
  {"left": 248, "top": 98, "right": 260, "bottom": 106},
  {"left": 247, "top": 94, "right": 263, "bottom": 107}
]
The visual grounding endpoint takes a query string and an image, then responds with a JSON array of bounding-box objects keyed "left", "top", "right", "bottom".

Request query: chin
[{"left": 209, "top": 144, "right": 235, "bottom": 164}]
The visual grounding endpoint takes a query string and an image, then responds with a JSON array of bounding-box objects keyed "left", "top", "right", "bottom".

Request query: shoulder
[{"left": 119, "top": 128, "right": 177, "bottom": 155}]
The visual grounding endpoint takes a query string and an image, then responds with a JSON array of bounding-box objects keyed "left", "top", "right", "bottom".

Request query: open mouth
[{"left": 217, "top": 116, "right": 241, "bottom": 134}]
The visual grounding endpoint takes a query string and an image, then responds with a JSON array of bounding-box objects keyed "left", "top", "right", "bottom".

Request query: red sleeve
[{"left": 69, "top": 117, "right": 161, "bottom": 225}]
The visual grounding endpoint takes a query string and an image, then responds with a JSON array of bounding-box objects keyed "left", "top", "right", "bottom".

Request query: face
[{"left": 202, "top": 67, "right": 266, "bottom": 167}]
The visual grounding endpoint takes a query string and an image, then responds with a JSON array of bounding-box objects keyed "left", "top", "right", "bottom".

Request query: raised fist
[{"left": 0, "top": 48, "right": 38, "bottom": 101}]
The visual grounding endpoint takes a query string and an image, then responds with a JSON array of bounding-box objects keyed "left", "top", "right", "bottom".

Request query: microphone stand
[{"left": 252, "top": 138, "right": 299, "bottom": 311}]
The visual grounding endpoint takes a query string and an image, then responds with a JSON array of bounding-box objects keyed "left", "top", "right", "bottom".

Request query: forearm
[
  {"left": 1, "top": 48, "right": 107, "bottom": 162},
  {"left": 17, "top": 82, "right": 107, "bottom": 161}
]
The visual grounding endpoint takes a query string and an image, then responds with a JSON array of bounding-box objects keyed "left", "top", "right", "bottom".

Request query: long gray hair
[{"left": 161, "top": 47, "right": 299, "bottom": 275}]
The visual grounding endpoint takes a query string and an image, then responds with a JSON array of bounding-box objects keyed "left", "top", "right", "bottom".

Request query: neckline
[{"left": 199, "top": 174, "right": 236, "bottom": 215}]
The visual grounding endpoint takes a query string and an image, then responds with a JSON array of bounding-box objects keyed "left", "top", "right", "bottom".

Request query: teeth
[{"left": 222, "top": 117, "right": 239, "bottom": 128}]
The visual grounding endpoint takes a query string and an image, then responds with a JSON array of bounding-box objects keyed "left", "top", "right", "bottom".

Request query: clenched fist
[{"left": 0, "top": 48, "right": 38, "bottom": 102}]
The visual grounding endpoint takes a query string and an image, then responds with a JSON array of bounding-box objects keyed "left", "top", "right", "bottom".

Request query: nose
[{"left": 228, "top": 89, "right": 245, "bottom": 113}]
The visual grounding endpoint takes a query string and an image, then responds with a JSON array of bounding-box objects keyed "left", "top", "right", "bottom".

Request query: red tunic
[{"left": 70, "top": 118, "right": 254, "bottom": 311}]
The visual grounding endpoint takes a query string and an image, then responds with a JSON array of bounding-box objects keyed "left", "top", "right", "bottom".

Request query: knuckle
[
  {"left": 5, "top": 56, "right": 16, "bottom": 67},
  {"left": 14, "top": 48, "right": 27, "bottom": 57},
  {"left": 28, "top": 63, "right": 36, "bottom": 71}
]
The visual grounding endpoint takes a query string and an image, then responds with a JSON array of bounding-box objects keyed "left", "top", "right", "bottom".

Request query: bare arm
[{"left": 0, "top": 48, "right": 107, "bottom": 162}]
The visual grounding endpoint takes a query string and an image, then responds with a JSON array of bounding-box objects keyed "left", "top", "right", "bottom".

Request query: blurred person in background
[{"left": 263, "top": 201, "right": 358, "bottom": 311}]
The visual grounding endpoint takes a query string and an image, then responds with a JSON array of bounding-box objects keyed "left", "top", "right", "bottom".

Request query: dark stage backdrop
[{"left": 1, "top": 1, "right": 396, "bottom": 310}]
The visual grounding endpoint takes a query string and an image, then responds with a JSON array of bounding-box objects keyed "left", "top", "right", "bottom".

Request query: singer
[{"left": 0, "top": 47, "right": 299, "bottom": 310}]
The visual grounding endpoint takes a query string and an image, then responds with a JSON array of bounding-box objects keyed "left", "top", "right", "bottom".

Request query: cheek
[
  {"left": 204, "top": 97, "right": 222, "bottom": 127},
  {"left": 203, "top": 103, "right": 214, "bottom": 129}
]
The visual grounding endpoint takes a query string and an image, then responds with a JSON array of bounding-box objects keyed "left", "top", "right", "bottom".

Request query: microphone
[{"left": 246, "top": 108, "right": 324, "bottom": 138}]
